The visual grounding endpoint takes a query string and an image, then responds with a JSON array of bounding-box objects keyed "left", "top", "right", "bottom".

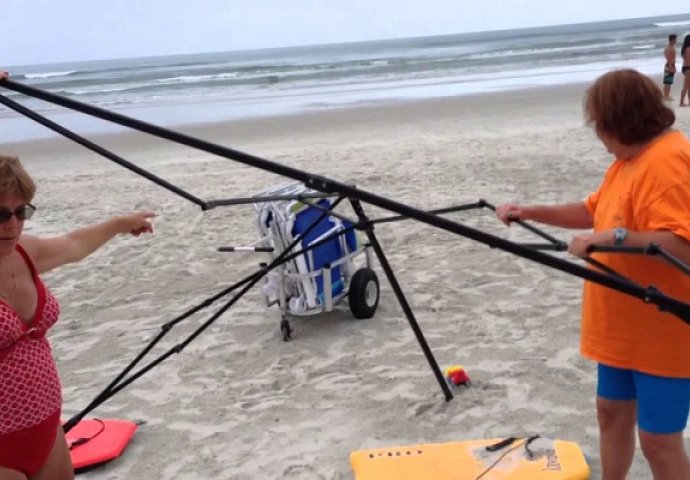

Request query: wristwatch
[{"left": 613, "top": 227, "right": 628, "bottom": 246}]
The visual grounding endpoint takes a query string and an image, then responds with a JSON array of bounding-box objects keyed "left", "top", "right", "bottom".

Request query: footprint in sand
[{"left": 281, "top": 463, "right": 328, "bottom": 480}]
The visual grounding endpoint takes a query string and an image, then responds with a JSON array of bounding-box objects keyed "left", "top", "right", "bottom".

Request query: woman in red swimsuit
[{"left": 0, "top": 153, "right": 154, "bottom": 480}]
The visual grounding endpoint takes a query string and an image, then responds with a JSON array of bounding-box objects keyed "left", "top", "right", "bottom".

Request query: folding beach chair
[{"left": 254, "top": 183, "right": 380, "bottom": 340}]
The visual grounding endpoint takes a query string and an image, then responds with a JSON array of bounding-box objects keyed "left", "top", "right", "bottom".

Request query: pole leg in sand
[{"left": 348, "top": 198, "right": 453, "bottom": 401}]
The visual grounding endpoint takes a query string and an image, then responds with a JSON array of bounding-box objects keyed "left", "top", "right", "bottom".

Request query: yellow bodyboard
[{"left": 350, "top": 437, "right": 590, "bottom": 480}]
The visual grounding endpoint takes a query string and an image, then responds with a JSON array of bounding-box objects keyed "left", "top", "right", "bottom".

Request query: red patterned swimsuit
[{"left": 0, "top": 244, "right": 62, "bottom": 476}]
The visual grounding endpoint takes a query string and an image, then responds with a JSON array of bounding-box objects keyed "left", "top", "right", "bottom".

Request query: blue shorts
[
  {"left": 598, "top": 363, "right": 690, "bottom": 434},
  {"left": 664, "top": 70, "right": 676, "bottom": 85}
]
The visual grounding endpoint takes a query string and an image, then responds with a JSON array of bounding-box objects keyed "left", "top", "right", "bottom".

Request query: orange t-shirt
[{"left": 582, "top": 130, "right": 690, "bottom": 377}]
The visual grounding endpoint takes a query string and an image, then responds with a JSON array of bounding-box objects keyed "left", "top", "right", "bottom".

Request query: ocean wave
[
  {"left": 654, "top": 21, "right": 690, "bottom": 27},
  {"left": 24, "top": 71, "right": 78, "bottom": 79},
  {"left": 5, "top": 18, "right": 671, "bottom": 117},
  {"left": 57, "top": 85, "right": 134, "bottom": 95},
  {"left": 468, "top": 41, "right": 623, "bottom": 59},
  {"left": 154, "top": 72, "right": 240, "bottom": 85}
]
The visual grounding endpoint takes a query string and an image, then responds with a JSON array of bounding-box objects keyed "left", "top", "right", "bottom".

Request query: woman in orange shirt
[{"left": 497, "top": 69, "right": 690, "bottom": 480}]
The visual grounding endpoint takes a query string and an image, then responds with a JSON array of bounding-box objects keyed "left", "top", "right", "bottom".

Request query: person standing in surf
[
  {"left": 679, "top": 34, "right": 690, "bottom": 107},
  {"left": 663, "top": 34, "right": 677, "bottom": 102},
  {"left": 0, "top": 154, "right": 155, "bottom": 480},
  {"left": 496, "top": 69, "right": 690, "bottom": 480}
]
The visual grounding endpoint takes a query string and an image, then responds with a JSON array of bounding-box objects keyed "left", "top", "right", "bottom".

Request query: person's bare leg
[
  {"left": 31, "top": 426, "right": 73, "bottom": 480},
  {"left": 598, "top": 397, "right": 637, "bottom": 480},
  {"left": 0, "top": 468, "right": 27, "bottom": 480},
  {"left": 680, "top": 76, "right": 690, "bottom": 106},
  {"left": 664, "top": 84, "right": 671, "bottom": 100},
  {"left": 639, "top": 430, "right": 690, "bottom": 480}
]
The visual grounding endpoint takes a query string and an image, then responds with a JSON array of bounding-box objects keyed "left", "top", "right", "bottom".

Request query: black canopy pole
[
  {"left": 3, "top": 79, "right": 690, "bottom": 323},
  {"left": 349, "top": 198, "right": 453, "bottom": 401},
  {"left": 208, "top": 192, "right": 332, "bottom": 207},
  {"left": 64, "top": 197, "right": 356, "bottom": 430},
  {"left": 479, "top": 199, "right": 566, "bottom": 247},
  {"left": 589, "top": 244, "right": 690, "bottom": 279},
  {"left": 1, "top": 79, "right": 313, "bottom": 184},
  {"left": 0, "top": 93, "right": 209, "bottom": 209},
  {"left": 478, "top": 200, "right": 637, "bottom": 285},
  {"left": 369, "top": 201, "right": 486, "bottom": 225}
]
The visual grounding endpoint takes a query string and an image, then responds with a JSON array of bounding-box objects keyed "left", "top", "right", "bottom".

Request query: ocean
[{"left": 2, "top": 13, "right": 690, "bottom": 142}]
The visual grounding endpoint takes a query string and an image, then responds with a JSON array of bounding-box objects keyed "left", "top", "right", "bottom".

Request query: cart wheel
[
  {"left": 280, "top": 318, "right": 292, "bottom": 342},
  {"left": 348, "top": 268, "right": 379, "bottom": 319}
]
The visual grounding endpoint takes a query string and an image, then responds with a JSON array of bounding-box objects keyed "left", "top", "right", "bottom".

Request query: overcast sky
[{"left": 5, "top": 1, "right": 690, "bottom": 66}]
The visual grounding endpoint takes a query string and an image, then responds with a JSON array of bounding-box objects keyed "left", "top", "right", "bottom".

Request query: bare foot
[{"left": 681, "top": 103, "right": 689, "bottom": 107}]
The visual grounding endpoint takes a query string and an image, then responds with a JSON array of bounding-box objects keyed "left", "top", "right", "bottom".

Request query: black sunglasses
[{"left": 0, "top": 204, "right": 36, "bottom": 223}]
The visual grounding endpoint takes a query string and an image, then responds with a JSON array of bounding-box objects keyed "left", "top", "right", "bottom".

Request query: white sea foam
[
  {"left": 4, "top": 14, "right": 688, "bottom": 143},
  {"left": 655, "top": 21, "right": 690, "bottom": 27},
  {"left": 24, "top": 70, "right": 77, "bottom": 79}
]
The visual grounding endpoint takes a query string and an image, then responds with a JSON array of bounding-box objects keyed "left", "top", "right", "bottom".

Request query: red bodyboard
[{"left": 63, "top": 418, "right": 137, "bottom": 473}]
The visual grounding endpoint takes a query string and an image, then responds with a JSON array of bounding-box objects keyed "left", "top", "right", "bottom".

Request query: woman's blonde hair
[{"left": 0, "top": 155, "right": 36, "bottom": 201}]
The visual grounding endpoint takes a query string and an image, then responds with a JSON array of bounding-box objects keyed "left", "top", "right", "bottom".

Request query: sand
[{"left": 4, "top": 79, "right": 690, "bottom": 479}]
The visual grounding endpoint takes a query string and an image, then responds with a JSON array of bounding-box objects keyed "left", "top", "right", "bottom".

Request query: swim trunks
[{"left": 664, "top": 69, "right": 676, "bottom": 85}]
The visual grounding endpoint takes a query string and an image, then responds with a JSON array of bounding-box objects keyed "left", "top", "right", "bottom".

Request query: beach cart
[{"left": 250, "top": 183, "right": 380, "bottom": 340}]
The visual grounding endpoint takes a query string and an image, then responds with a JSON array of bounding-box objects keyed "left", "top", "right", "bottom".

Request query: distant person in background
[
  {"left": 663, "top": 34, "right": 677, "bottom": 101},
  {"left": 0, "top": 72, "right": 7, "bottom": 80},
  {"left": 679, "top": 35, "right": 690, "bottom": 107}
]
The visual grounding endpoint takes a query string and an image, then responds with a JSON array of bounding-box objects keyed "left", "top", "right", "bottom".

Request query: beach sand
[{"left": 5, "top": 80, "right": 690, "bottom": 479}]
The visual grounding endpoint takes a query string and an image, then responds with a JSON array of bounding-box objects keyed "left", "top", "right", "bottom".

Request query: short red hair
[
  {"left": 584, "top": 69, "right": 675, "bottom": 146},
  {"left": 0, "top": 155, "right": 36, "bottom": 202}
]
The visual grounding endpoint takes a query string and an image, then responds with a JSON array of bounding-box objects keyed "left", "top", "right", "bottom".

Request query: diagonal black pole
[
  {"left": 479, "top": 199, "right": 637, "bottom": 284},
  {"left": 2, "top": 80, "right": 455, "bottom": 400},
  {"left": 349, "top": 197, "right": 453, "bottom": 401},
  {"left": 3, "top": 79, "right": 690, "bottom": 324},
  {"left": 64, "top": 197, "right": 351, "bottom": 431},
  {"left": 369, "top": 201, "right": 487, "bottom": 225},
  {"left": 61, "top": 269, "right": 264, "bottom": 433},
  {"left": 479, "top": 199, "right": 565, "bottom": 246},
  {"left": 1, "top": 79, "right": 316, "bottom": 190},
  {"left": 0, "top": 93, "right": 209, "bottom": 209},
  {"left": 589, "top": 244, "right": 690, "bottom": 278},
  {"left": 208, "top": 192, "right": 331, "bottom": 207}
]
